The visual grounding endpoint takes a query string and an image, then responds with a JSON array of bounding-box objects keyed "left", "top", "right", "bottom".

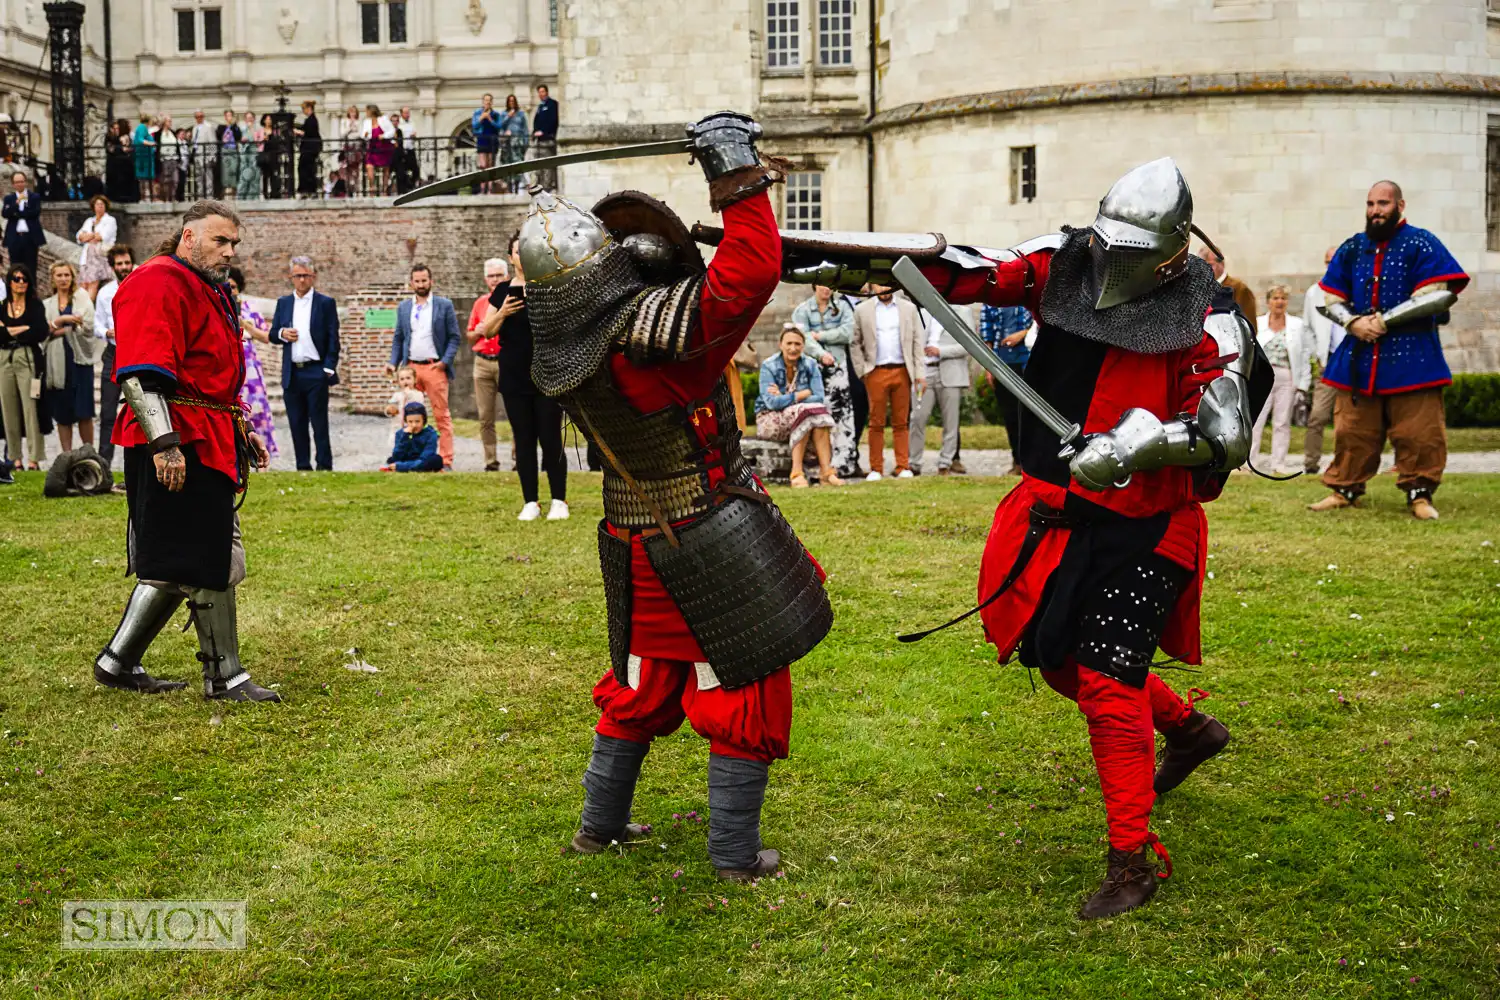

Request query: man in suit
[
  {"left": 851, "top": 286, "right": 924, "bottom": 480},
  {"left": 268, "top": 255, "right": 340, "bottom": 470},
  {"left": 386, "top": 263, "right": 459, "bottom": 470},
  {"left": 2, "top": 171, "right": 45, "bottom": 276},
  {"left": 1196, "top": 245, "right": 1257, "bottom": 325},
  {"left": 909, "top": 308, "right": 973, "bottom": 476}
]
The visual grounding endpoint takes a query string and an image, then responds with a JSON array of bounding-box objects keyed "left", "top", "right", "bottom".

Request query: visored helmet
[{"left": 1087, "top": 157, "right": 1195, "bottom": 310}]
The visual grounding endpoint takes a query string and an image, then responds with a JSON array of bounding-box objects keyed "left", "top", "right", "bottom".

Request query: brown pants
[
  {"left": 864, "top": 364, "right": 912, "bottom": 474},
  {"left": 1322, "top": 387, "right": 1446, "bottom": 500},
  {"left": 1302, "top": 379, "right": 1338, "bottom": 473},
  {"left": 473, "top": 354, "right": 501, "bottom": 469}
]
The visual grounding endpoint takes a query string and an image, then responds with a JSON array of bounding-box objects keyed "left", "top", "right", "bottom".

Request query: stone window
[
  {"left": 549, "top": 0, "right": 559, "bottom": 37},
  {"left": 784, "top": 171, "right": 823, "bottom": 230},
  {"left": 1010, "top": 146, "right": 1036, "bottom": 204},
  {"left": 359, "top": 1, "right": 407, "bottom": 45},
  {"left": 818, "top": 0, "right": 854, "bottom": 67},
  {"left": 175, "top": 6, "right": 222, "bottom": 53},
  {"left": 766, "top": 1, "right": 802, "bottom": 70},
  {"left": 1487, "top": 118, "right": 1500, "bottom": 251}
]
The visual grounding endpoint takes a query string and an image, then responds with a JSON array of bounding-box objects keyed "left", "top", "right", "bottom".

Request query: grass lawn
[{"left": 1, "top": 470, "right": 1497, "bottom": 998}]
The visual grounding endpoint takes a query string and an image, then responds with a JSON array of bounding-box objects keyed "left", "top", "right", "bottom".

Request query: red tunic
[
  {"left": 606, "top": 191, "right": 786, "bottom": 661},
  {"left": 111, "top": 255, "right": 247, "bottom": 484},
  {"left": 921, "top": 249, "right": 1229, "bottom": 665}
]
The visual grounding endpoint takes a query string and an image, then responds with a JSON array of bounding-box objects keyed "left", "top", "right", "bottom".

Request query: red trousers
[
  {"left": 593, "top": 658, "right": 793, "bottom": 763},
  {"left": 1042, "top": 664, "right": 1192, "bottom": 851}
]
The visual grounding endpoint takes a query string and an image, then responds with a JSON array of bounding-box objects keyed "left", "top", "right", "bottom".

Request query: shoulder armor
[
  {"left": 612, "top": 274, "right": 704, "bottom": 365},
  {"left": 1011, "top": 232, "right": 1066, "bottom": 256}
]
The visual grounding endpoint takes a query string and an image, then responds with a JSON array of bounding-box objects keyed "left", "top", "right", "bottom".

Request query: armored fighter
[
  {"left": 93, "top": 200, "right": 280, "bottom": 703},
  {"left": 789, "top": 159, "right": 1266, "bottom": 918},
  {"left": 515, "top": 113, "right": 832, "bottom": 880}
]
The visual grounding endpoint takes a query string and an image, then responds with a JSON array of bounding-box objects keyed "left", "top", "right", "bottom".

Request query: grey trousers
[
  {"left": 1303, "top": 379, "right": 1338, "bottom": 472},
  {"left": 909, "top": 379, "right": 962, "bottom": 473}
]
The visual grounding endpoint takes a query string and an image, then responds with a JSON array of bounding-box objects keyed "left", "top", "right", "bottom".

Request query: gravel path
[{"left": 257, "top": 411, "right": 1500, "bottom": 478}]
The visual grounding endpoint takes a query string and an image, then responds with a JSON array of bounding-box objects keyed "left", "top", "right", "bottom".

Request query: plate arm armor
[
  {"left": 1379, "top": 284, "right": 1456, "bottom": 327},
  {"left": 1316, "top": 292, "right": 1360, "bottom": 328},
  {"left": 1068, "top": 311, "right": 1255, "bottom": 491},
  {"left": 120, "top": 374, "right": 181, "bottom": 452}
]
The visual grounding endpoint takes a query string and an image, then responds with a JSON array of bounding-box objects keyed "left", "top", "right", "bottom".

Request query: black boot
[
  {"left": 1154, "top": 710, "right": 1230, "bottom": 794},
  {"left": 708, "top": 753, "right": 779, "bottom": 881},
  {"left": 94, "top": 583, "right": 188, "bottom": 694},
  {"left": 1078, "top": 842, "right": 1166, "bottom": 920},
  {"left": 189, "top": 587, "right": 282, "bottom": 703},
  {"left": 572, "top": 734, "right": 651, "bottom": 852}
]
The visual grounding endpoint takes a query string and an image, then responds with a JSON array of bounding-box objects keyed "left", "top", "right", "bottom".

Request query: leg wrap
[
  {"left": 188, "top": 587, "right": 250, "bottom": 695},
  {"left": 707, "top": 753, "right": 770, "bottom": 870},
  {"left": 97, "top": 582, "right": 185, "bottom": 676},
  {"left": 579, "top": 734, "right": 650, "bottom": 840},
  {"left": 1077, "top": 668, "right": 1156, "bottom": 852}
]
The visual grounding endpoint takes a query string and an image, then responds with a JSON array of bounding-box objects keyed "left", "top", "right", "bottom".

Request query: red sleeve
[
  {"left": 113, "top": 260, "right": 188, "bottom": 386},
  {"left": 1175, "top": 330, "right": 1224, "bottom": 415},
  {"left": 917, "top": 250, "right": 1051, "bottom": 315}
]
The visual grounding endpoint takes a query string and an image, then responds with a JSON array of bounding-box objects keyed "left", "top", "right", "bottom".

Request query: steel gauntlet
[
  {"left": 1317, "top": 298, "right": 1360, "bottom": 329},
  {"left": 120, "top": 376, "right": 180, "bottom": 452},
  {"left": 1068, "top": 409, "right": 1216, "bottom": 491},
  {"left": 688, "top": 111, "right": 774, "bottom": 212}
]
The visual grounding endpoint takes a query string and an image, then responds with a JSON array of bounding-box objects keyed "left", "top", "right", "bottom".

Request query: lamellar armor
[{"left": 518, "top": 173, "right": 832, "bottom": 691}]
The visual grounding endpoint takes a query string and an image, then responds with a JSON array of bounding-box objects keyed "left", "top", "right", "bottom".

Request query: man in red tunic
[
  {"left": 518, "top": 113, "right": 831, "bottom": 881},
  {"left": 802, "top": 159, "right": 1257, "bottom": 917},
  {"left": 94, "top": 200, "right": 278, "bottom": 702}
]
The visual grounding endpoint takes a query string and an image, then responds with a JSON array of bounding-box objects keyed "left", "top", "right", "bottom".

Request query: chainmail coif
[
  {"left": 528, "top": 242, "right": 650, "bottom": 396},
  {"left": 1041, "top": 227, "right": 1218, "bottom": 354}
]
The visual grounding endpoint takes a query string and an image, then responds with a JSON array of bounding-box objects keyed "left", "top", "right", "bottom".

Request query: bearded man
[
  {"left": 1308, "top": 180, "right": 1467, "bottom": 520},
  {"left": 93, "top": 200, "right": 279, "bottom": 702},
  {"left": 519, "top": 112, "right": 832, "bottom": 881}
]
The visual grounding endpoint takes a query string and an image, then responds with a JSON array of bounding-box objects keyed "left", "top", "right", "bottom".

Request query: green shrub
[
  {"left": 740, "top": 370, "right": 759, "bottom": 426},
  {"left": 972, "top": 374, "right": 1004, "bottom": 426},
  {"left": 1445, "top": 373, "right": 1500, "bottom": 427}
]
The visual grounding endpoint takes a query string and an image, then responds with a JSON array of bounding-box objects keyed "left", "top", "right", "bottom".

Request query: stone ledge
[
  {"left": 49, "top": 193, "right": 533, "bottom": 215},
  {"left": 867, "top": 69, "right": 1500, "bottom": 132}
]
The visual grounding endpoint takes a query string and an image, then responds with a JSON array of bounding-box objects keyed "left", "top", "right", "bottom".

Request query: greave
[
  {"left": 707, "top": 753, "right": 770, "bottom": 870},
  {"left": 188, "top": 587, "right": 250, "bottom": 695},
  {"left": 579, "top": 734, "right": 650, "bottom": 840},
  {"left": 97, "top": 583, "right": 185, "bottom": 677}
]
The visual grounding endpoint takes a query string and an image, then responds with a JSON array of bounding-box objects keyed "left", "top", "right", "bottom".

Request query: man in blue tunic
[{"left": 1308, "top": 181, "right": 1467, "bottom": 521}]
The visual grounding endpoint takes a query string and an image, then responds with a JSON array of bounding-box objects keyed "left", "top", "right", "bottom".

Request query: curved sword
[{"left": 392, "top": 138, "right": 693, "bottom": 206}]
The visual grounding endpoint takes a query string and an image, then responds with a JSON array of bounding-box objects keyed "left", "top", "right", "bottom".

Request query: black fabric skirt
[
  {"left": 124, "top": 444, "right": 235, "bottom": 591},
  {"left": 42, "top": 342, "right": 96, "bottom": 426}
]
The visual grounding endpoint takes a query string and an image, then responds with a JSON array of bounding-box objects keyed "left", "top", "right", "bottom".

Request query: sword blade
[
  {"left": 891, "top": 256, "right": 1084, "bottom": 458},
  {"left": 392, "top": 139, "right": 693, "bottom": 206}
]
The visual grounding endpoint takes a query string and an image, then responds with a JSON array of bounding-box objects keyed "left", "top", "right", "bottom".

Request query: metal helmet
[
  {"left": 517, "top": 189, "right": 617, "bottom": 288},
  {"left": 1087, "top": 157, "right": 1194, "bottom": 310}
]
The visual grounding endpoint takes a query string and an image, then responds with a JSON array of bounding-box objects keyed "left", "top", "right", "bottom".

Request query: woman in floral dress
[{"left": 227, "top": 267, "right": 279, "bottom": 460}]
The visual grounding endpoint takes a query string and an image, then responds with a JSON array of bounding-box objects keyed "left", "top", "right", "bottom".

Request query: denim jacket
[
  {"left": 756, "top": 353, "right": 825, "bottom": 414},
  {"left": 387, "top": 425, "right": 442, "bottom": 472}
]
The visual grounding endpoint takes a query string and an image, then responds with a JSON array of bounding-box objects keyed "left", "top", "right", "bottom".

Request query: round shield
[{"left": 592, "top": 190, "right": 706, "bottom": 280}]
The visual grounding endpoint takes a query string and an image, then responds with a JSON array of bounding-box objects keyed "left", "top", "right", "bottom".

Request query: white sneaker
[
  {"left": 517, "top": 501, "right": 542, "bottom": 522},
  {"left": 865, "top": 470, "right": 883, "bottom": 482},
  {"left": 547, "top": 499, "right": 570, "bottom": 521},
  {"left": 896, "top": 469, "right": 915, "bottom": 479}
]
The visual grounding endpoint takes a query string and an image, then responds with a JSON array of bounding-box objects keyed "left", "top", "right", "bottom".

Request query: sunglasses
[{"left": 8, "top": 275, "right": 28, "bottom": 283}]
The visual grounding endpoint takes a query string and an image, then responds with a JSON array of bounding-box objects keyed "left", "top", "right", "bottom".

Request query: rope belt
[{"left": 167, "top": 395, "right": 253, "bottom": 504}]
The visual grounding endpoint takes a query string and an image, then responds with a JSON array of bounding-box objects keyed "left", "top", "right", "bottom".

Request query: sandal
[
  {"left": 822, "top": 471, "right": 845, "bottom": 487},
  {"left": 790, "top": 473, "right": 809, "bottom": 489}
]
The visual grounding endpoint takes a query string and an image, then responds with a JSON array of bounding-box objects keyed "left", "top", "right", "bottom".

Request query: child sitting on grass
[
  {"left": 380, "top": 402, "right": 443, "bottom": 473},
  {"left": 385, "top": 366, "right": 426, "bottom": 432}
]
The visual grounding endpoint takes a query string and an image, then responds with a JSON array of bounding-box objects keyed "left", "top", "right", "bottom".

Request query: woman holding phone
[{"left": 489, "top": 234, "right": 567, "bottom": 521}]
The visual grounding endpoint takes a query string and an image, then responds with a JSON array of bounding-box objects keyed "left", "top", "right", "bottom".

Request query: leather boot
[
  {"left": 570, "top": 823, "right": 652, "bottom": 854},
  {"left": 1078, "top": 844, "right": 1161, "bottom": 919},
  {"left": 716, "top": 848, "right": 781, "bottom": 883},
  {"left": 189, "top": 587, "right": 282, "bottom": 703},
  {"left": 94, "top": 583, "right": 188, "bottom": 694},
  {"left": 1307, "top": 492, "right": 1355, "bottom": 512},
  {"left": 1410, "top": 497, "right": 1439, "bottom": 521},
  {"left": 1154, "top": 710, "right": 1230, "bottom": 794}
]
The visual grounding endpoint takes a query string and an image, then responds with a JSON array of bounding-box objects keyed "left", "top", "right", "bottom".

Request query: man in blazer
[
  {"left": 2, "top": 171, "right": 45, "bottom": 276},
  {"left": 909, "top": 309, "right": 974, "bottom": 476},
  {"left": 386, "top": 263, "right": 459, "bottom": 469},
  {"left": 268, "top": 255, "right": 341, "bottom": 470},
  {"left": 851, "top": 286, "right": 924, "bottom": 479}
]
